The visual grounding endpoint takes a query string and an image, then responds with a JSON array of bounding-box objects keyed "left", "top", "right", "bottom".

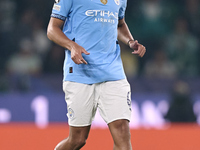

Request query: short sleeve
[
  {"left": 118, "top": 0, "right": 127, "bottom": 20},
  {"left": 51, "top": 0, "right": 73, "bottom": 21}
]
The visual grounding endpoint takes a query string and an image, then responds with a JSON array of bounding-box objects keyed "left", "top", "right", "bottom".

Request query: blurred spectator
[
  {"left": 184, "top": 0, "right": 200, "bottom": 75},
  {"left": 15, "top": 9, "right": 36, "bottom": 41},
  {"left": 14, "top": 8, "right": 51, "bottom": 56},
  {"left": 165, "top": 17, "right": 199, "bottom": 77},
  {"left": 0, "top": 0, "right": 17, "bottom": 73},
  {"left": 32, "top": 17, "right": 51, "bottom": 57},
  {"left": 0, "top": 75, "right": 9, "bottom": 92},
  {"left": 43, "top": 44, "right": 64, "bottom": 74},
  {"left": 120, "top": 43, "right": 139, "bottom": 78},
  {"left": 0, "top": 0, "right": 16, "bottom": 32},
  {"left": 185, "top": 0, "right": 200, "bottom": 38},
  {"left": 128, "top": 0, "right": 171, "bottom": 51},
  {"left": 165, "top": 81, "right": 196, "bottom": 122},
  {"left": 6, "top": 39, "right": 42, "bottom": 91},
  {"left": 143, "top": 49, "right": 177, "bottom": 79}
]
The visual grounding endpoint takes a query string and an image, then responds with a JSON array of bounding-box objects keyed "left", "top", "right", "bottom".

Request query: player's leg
[
  {"left": 59, "top": 81, "right": 97, "bottom": 150},
  {"left": 98, "top": 79, "right": 132, "bottom": 150},
  {"left": 55, "top": 125, "right": 91, "bottom": 150},
  {"left": 108, "top": 119, "right": 132, "bottom": 150}
]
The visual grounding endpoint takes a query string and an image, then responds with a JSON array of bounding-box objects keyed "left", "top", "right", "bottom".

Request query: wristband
[{"left": 127, "top": 39, "right": 134, "bottom": 46}]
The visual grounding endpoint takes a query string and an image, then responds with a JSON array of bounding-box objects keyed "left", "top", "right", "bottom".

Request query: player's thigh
[
  {"left": 98, "top": 79, "right": 132, "bottom": 124},
  {"left": 69, "top": 125, "right": 91, "bottom": 141},
  {"left": 108, "top": 119, "right": 131, "bottom": 144},
  {"left": 63, "top": 81, "right": 96, "bottom": 126}
]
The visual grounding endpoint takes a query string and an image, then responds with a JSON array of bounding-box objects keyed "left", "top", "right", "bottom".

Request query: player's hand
[
  {"left": 70, "top": 43, "right": 90, "bottom": 65},
  {"left": 129, "top": 40, "right": 146, "bottom": 57}
]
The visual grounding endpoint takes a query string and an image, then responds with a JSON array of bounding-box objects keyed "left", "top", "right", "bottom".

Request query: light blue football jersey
[{"left": 51, "top": 0, "right": 127, "bottom": 84}]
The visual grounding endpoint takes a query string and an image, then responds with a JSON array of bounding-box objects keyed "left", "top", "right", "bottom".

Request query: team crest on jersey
[
  {"left": 54, "top": 0, "right": 60, "bottom": 4},
  {"left": 100, "top": 0, "right": 107, "bottom": 5},
  {"left": 114, "top": 0, "right": 120, "bottom": 5}
]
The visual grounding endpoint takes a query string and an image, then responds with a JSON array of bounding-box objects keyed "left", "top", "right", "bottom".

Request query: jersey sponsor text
[{"left": 85, "top": 10, "right": 118, "bottom": 24}]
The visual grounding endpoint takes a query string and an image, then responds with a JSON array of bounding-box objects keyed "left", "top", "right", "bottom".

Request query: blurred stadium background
[{"left": 0, "top": 0, "right": 200, "bottom": 149}]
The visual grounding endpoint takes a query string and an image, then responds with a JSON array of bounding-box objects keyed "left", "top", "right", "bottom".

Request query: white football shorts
[{"left": 63, "top": 79, "right": 132, "bottom": 127}]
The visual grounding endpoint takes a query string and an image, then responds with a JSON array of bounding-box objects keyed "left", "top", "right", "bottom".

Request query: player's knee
[
  {"left": 69, "top": 137, "right": 87, "bottom": 149},
  {"left": 120, "top": 122, "right": 131, "bottom": 138},
  {"left": 113, "top": 119, "right": 129, "bottom": 129},
  {"left": 111, "top": 119, "right": 131, "bottom": 138},
  {"left": 74, "top": 138, "right": 87, "bottom": 148}
]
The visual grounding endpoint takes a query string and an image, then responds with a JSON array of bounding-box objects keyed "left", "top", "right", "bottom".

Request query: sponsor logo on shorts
[
  {"left": 68, "top": 108, "right": 75, "bottom": 119},
  {"left": 127, "top": 92, "right": 131, "bottom": 111}
]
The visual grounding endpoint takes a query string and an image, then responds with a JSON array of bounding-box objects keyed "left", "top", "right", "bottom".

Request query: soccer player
[{"left": 47, "top": 0, "right": 146, "bottom": 149}]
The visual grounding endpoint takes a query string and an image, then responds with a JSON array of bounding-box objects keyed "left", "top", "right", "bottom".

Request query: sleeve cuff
[
  {"left": 118, "top": 16, "right": 124, "bottom": 20},
  {"left": 51, "top": 13, "right": 67, "bottom": 21}
]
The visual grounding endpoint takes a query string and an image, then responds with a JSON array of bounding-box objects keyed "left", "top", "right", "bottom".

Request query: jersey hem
[{"left": 63, "top": 76, "right": 126, "bottom": 85}]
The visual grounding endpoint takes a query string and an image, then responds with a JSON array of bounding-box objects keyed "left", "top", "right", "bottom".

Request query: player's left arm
[{"left": 117, "top": 18, "right": 146, "bottom": 57}]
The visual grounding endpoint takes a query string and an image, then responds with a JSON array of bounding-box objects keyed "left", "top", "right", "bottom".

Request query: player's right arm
[{"left": 47, "top": 17, "right": 90, "bottom": 64}]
